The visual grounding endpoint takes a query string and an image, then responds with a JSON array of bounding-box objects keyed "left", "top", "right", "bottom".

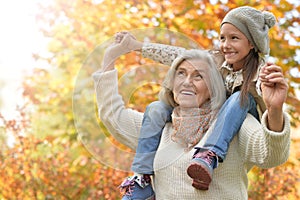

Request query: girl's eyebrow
[{"left": 222, "top": 31, "right": 242, "bottom": 36}]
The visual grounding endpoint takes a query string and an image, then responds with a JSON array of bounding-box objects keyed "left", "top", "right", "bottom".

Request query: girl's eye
[
  {"left": 219, "top": 36, "right": 225, "bottom": 41},
  {"left": 232, "top": 36, "right": 238, "bottom": 39}
]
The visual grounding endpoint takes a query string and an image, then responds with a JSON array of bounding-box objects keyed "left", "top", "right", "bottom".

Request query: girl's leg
[
  {"left": 120, "top": 101, "right": 173, "bottom": 199},
  {"left": 203, "top": 91, "right": 258, "bottom": 160},
  {"left": 131, "top": 101, "right": 173, "bottom": 174},
  {"left": 187, "top": 91, "right": 258, "bottom": 190}
]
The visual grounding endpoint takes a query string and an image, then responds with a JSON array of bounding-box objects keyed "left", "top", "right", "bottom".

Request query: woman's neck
[{"left": 177, "top": 101, "right": 211, "bottom": 116}]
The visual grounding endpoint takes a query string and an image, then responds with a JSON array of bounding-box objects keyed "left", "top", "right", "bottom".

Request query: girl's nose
[{"left": 223, "top": 39, "right": 230, "bottom": 48}]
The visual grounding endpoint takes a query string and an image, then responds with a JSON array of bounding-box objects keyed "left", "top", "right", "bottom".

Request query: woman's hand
[
  {"left": 259, "top": 63, "right": 288, "bottom": 131},
  {"left": 115, "top": 31, "right": 143, "bottom": 52},
  {"left": 102, "top": 32, "right": 143, "bottom": 71}
]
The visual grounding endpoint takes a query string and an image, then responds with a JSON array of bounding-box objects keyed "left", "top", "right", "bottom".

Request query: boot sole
[
  {"left": 192, "top": 179, "right": 209, "bottom": 190},
  {"left": 187, "top": 162, "right": 212, "bottom": 190}
]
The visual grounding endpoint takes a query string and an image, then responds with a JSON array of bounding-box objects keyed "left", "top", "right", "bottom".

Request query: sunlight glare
[{"left": 0, "top": 0, "right": 48, "bottom": 117}]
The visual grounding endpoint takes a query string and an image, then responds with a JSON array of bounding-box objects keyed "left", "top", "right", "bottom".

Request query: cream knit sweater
[{"left": 93, "top": 69, "right": 290, "bottom": 200}]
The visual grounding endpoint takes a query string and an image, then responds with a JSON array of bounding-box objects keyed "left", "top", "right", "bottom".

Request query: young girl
[{"left": 117, "top": 6, "right": 277, "bottom": 198}]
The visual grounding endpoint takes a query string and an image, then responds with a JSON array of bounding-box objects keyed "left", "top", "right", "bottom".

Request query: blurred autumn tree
[{"left": 0, "top": 0, "right": 299, "bottom": 199}]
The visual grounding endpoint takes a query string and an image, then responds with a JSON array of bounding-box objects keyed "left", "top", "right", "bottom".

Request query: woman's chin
[{"left": 177, "top": 100, "right": 199, "bottom": 108}]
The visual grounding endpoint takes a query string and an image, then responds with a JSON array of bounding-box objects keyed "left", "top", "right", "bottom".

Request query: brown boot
[{"left": 187, "top": 149, "right": 218, "bottom": 190}]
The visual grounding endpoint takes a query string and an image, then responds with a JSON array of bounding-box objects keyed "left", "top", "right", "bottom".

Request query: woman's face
[
  {"left": 220, "top": 23, "right": 254, "bottom": 71},
  {"left": 173, "top": 59, "right": 210, "bottom": 108}
]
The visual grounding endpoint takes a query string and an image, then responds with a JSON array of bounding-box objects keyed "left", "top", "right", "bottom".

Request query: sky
[{"left": 0, "top": 0, "right": 46, "bottom": 117}]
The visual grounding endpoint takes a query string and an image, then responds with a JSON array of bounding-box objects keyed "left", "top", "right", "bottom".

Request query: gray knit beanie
[{"left": 221, "top": 6, "right": 276, "bottom": 55}]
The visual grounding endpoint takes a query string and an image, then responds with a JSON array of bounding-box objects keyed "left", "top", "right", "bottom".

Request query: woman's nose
[{"left": 183, "top": 76, "right": 193, "bottom": 86}]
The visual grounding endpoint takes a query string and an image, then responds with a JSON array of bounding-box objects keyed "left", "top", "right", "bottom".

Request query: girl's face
[
  {"left": 220, "top": 23, "right": 254, "bottom": 71},
  {"left": 173, "top": 60, "right": 210, "bottom": 108}
]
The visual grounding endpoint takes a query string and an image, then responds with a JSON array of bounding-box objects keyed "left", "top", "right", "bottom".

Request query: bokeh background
[{"left": 0, "top": 0, "right": 299, "bottom": 199}]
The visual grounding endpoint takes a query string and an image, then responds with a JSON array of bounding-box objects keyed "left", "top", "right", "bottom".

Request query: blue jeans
[
  {"left": 203, "top": 91, "right": 258, "bottom": 161},
  {"left": 131, "top": 101, "right": 173, "bottom": 175}
]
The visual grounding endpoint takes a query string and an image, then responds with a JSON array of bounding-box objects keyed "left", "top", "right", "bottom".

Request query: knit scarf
[{"left": 171, "top": 102, "right": 213, "bottom": 151}]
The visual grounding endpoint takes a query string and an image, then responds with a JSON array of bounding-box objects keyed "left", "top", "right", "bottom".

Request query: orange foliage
[
  {"left": 248, "top": 138, "right": 300, "bottom": 200},
  {"left": 1, "top": 0, "right": 299, "bottom": 199},
  {"left": 0, "top": 108, "right": 128, "bottom": 199}
]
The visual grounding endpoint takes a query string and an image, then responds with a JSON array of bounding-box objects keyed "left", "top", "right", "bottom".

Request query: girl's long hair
[{"left": 240, "top": 49, "right": 261, "bottom": 106}]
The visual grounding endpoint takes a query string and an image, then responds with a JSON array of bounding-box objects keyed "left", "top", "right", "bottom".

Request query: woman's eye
[
  {"left": 176, "top": 71, "right": 185, "bottom": 76},
  {"left": 194, "top": 74, "right": 203, "bottom": 80}
]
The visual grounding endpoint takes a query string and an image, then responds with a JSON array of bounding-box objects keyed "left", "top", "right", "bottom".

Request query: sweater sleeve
[
  {"left": 92, "top": 69, "right": 143, "bottom": 150},
  {"left": 142, "top": 43, "right": 187, "bottom": 66},
  {"left": 238, "top": 111, "right": 290, "bottom": 168}
]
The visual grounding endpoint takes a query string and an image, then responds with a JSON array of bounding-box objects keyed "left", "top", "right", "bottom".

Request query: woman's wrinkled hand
[
  {"left": 259, "top": 63, "right": 288, "bottom": 131},
  {"left": 102, "top": 32, "right": 143, "bottom": 71}
]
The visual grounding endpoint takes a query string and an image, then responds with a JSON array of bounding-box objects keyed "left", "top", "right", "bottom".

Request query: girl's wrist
[{"left": 129, "top": 39, "right": 143, "bottom": 52}]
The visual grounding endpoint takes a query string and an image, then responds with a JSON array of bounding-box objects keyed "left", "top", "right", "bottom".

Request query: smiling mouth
[
  {"left": 181, "top": 90, "right": 195, "bottom": 95},
  {"left": 224, "top": 52, "right": 236, "bottom": 57}
]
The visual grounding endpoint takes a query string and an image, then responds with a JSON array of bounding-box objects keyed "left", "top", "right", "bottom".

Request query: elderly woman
[{"left": 92, "top": 35, "right": 290, "bottom": 199}]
